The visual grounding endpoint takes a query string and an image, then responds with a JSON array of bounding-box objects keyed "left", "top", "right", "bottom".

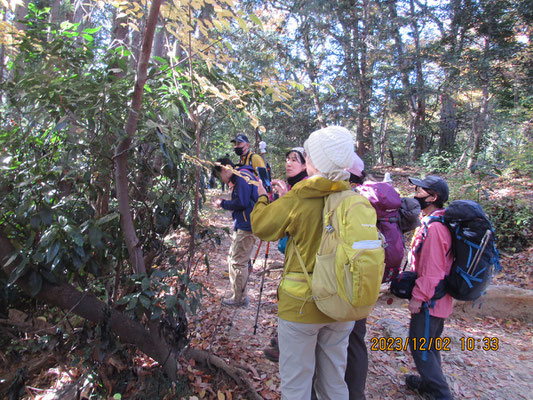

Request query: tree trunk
[
  {"left": 467, "top": 85, "right": 490, "bottom": 168},
  {"left": 378, "top": 78, "right": 391, "bottom": 164},
  {"left": 114, "top": 0, "right": 162, "bottom": 275},
  {"left": 49, "top": 0, "right": 61, "bottom": 24},
  {"left": 409, "top": 0, "right": 427, "bottom": 160},
  {"left": 387, "top": 0, "right": 426, "bottom": 161},
  {"left": 467, "top": 35, "right": 492, "bottom": 169},
  {"left": 436, "top": 0, "right": 464, "bottom": 155},
  {"left": 302, "top": 23, "right": 326, "bottom": 128},
  {"left": 187, "top": 4, "right": 201, "bottom": 272},
  {"left": 0, "top": 5, "right": 4, "bottom": 83},
  {"left": 439, "top": 92, "right": 457, "bottom": 153},
  {"left": 355, "top": 0, "right": 373, "bottom": 158},
  {"left": 14, "top": 0, "right": 28, "bottom": 31},
  {"left": 72, "top": 0, "right": 84, "bottom": 24}
]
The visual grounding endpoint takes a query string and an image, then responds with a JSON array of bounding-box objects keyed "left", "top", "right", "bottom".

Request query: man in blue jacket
[{"left": 213, "top": 157, "right": 259, "bottom": 307}]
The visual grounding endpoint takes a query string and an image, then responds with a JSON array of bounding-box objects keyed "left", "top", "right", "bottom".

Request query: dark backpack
[
  {"left": 358, "top": 182, "right": 404, "bottom": 283},
  {"left": 398, "top": 197, "right": 421, "bottom": 233},
  {"left": 417, "top": 200, "right": 501, "bottom": 301}
]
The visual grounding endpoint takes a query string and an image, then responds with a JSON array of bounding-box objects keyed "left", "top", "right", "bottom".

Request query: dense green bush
[
  {"left": 418, "top": 150, "right": 455, "bottom": 174},
  {"left": 481, "top": 197, "right": 533, "bottom": 253}
]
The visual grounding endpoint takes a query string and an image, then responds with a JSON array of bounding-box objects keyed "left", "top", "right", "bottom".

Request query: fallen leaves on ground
[{"left": 180, "top": 188, "right": 532, "bottom": 400}]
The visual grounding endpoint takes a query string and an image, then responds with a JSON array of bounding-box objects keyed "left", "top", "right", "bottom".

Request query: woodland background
[{"left": 0, "top": 0, "right": 531, "bottom": 398}]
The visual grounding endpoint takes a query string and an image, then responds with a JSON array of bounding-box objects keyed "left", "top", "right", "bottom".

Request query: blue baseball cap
[{"left": 230, "top": 134, "right": 249, "bottom": 144}]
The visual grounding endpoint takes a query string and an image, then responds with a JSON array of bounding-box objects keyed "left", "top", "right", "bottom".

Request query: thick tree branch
[
  {"left": 114, "top": 0, "right": 162, "bottom": 274},
  {"left": 0, "top": 230, "right": 177, "bottom": 380}
]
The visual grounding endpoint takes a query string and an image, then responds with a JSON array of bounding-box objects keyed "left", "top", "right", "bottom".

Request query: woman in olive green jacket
[{"left": 251, "top": 126, "right": 357, "bottom": 400}]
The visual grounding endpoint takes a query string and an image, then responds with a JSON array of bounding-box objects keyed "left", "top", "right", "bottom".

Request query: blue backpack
[{"left": 417, "top": 200, "right": 501, "bottom": 301}]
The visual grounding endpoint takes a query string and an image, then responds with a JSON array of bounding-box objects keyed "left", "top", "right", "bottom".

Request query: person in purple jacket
[
  {"left": 213, "top": 157, "right": 259, "bottom": 307},
  {"left": 406, "top": 175, "right": 454, "bottom": 400}
]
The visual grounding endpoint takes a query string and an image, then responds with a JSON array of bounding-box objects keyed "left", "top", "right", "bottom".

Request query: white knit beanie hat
[{"left": 304, "top": 126, "right": 355, "bottom": 174}]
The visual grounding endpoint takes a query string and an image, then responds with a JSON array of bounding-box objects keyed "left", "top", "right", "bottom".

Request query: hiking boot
[
  {"left": 263, "top": 345, "right": 279, "bottom": 362},
  {"left": 222, "top": 296, "right": 249, "bottom": 307},
  {"left": 405, "top": 374, "right": 426, "bottom": 393}
]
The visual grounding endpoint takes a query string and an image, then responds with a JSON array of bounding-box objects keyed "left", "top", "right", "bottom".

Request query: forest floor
[
  {"left": 176, "top": 171, "right": 533, "bottom": 400},
  {"left": 1, "top": 169, "right": 532, "bottom": 399}
]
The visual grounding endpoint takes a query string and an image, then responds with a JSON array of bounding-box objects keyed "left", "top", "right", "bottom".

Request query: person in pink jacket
[{"left": 405, "top": 175, "right": 454, "bottom": 400}]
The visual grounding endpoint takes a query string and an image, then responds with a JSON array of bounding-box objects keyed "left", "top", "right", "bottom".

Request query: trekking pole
[
  {"left": 253, "top": 241, "right": 270, "bottom": 335},
  {"left": 251, "top": 240, "right": 264, "bottom": 268},
  {"left": 467, "top": 230, "right": 492, "bottom": 275}
]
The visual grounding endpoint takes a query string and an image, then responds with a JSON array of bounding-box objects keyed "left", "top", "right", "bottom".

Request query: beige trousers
[
  {"left": 227, "top": 229, "right": 255, "bottom": 302},
  {"left": 278, "top": 317, "right": 354, "bottom": 400}
]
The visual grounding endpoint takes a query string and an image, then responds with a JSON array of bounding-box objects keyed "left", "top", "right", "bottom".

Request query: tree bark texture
[
  {"left": 409, "top": 0, "right": 427, "bottom": 160},
  {"left": 467, "top": 85, "right": 490, "bottom": 168},
  {"left": 302, "top": 23, "right": 326, "bottom": 128},
  {"left": 335, "top": 0, "right": 374, "bottom": 157},
  {"left": 114, "top": 0, "right": 162, "bottom": 275},
  {"left": 388, "top": 0, "right": 426, "bottom": 161},
  {"left": 355, "top": 0, "right": 373, "bottom": 158},
  {"left": 436, "top": 0, "right": 465, "bottom": 154},
  {"left": 439, "top": 92, "right": 457, "bottom": 153}
]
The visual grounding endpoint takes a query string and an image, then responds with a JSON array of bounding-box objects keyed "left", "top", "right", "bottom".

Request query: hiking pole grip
[
  {"left": 253, "top": 241, "right": 270, "bottom": 335},
  {"left": 467, "top": 230, "right": 492, "bottom": 275}
]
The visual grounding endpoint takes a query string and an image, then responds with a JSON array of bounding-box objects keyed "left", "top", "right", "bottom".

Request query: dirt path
[{"left": 184, "top": 189, "right": 532, "bottom": 400}]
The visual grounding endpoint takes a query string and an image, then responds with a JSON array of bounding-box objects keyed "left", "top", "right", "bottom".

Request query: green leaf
[
  {"left": 139, "top": 295, "right": 151, "bottom": 309},
  {"left": 151, "top": 270, "right": 167, "bottom": 279},
  {"left": 180, "top": 89, "right": 190, "bottom": 100},
  {"left": 40, "top": 269, "right": 57, "bottom": 284},
  {"left": 82, "top": 34, "right": 94, "bottom": 42},
  {"left": 46, "top": 241, "right": 61, "bottom": 264},
  {"left": 83, "top": 27, "right": 102, "bottom": 34},
  {"left": 8, "top": 257, "right": 29, "bottom": 285},
  {"left": 141, "top": 277, "right": 151, "bottom": 291},
  {"left": 165, "top": 295, "right": 177, "bottom": 309},
  {"left": 250, "top": 14, "right": 263, "bottom": 29},
  {"left": 30, "top": 214, "right": 41, "bottom": 230},
  {"left": 74, "top": 245, "right": 85, "bottom": 258},
  {"left": 50, "top": 256, "right": 62, "bottom": 271},
  {"left": 126, "top": 297, "right": 138, "bottom": 311},
  {"left": 27, "top": 270, "right": 43, "bottom": 297},
  {"left": 40, "top": 206, "right": 54, "bottom": 225},
  {"left": 3, "top": 251, "right": 20, "bottom": 268},
  {"left": 153, "top": 56, "right": 168, "bottom": 65},
  {"left": 96, "top": 213, "right": 119, "bottom": 226},
  {"left": 60, "top": 21, "right": 75, "bottom": 30},
  {"left": 144, "top": 84, "right": 152, "bottom": 93},
  {"left": 150, "top": 306, "right": 163, "bottom": 320},
  {"left": 65, "top": 225, "right": 84, "bottom": 247},
  {"left": 325, "top": 83, "right": 336, "bottom": 93},
  {"left": 116, "top": 295, "right": 133, "bottom": 305},
  {"left": 89, "top": 226, "right": 103, "bottom": 248}
]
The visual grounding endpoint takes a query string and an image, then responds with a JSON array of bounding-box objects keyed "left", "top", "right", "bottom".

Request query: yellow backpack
[{"left": 291, "top": 190, "right": 385, "bottom": 321}]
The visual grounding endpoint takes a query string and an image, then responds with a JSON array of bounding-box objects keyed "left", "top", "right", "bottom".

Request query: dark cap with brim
[
  {"left": 230, "top": 134, "right": 249, "bottom": 143},
  {"left": 408, "top": 175, "right": 449, "bottom": 204}
]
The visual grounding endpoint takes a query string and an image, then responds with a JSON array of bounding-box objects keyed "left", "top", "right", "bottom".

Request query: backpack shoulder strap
[
  {"left": 414, "top": 215, "right": 445, "bottom": 254},
  {"left": 287, "top": 238, "right": 313, "bottom": 288}
]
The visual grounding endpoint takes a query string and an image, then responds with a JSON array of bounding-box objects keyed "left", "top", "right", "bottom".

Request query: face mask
[
  {"left": 414, "top": 195, "right": 433, "bottom": 210},
  {"left": 234, "top": 147, "right": 244, "bottom": 156}
]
